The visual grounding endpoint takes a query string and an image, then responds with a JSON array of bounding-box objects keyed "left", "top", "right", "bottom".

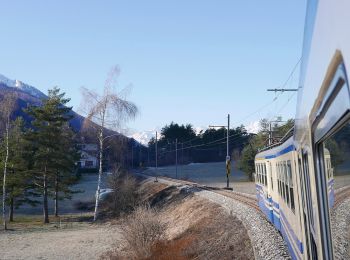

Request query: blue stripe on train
[
  {"left": 264, "top": 144, "right": 295, "bottom": 159},
  {"left": 256, "top": 183, "right": 303, "bottom": 260}
]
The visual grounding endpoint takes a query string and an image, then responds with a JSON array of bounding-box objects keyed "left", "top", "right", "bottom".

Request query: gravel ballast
[{"left": 150, "top": 176, "right": 291, "bottom": 260}]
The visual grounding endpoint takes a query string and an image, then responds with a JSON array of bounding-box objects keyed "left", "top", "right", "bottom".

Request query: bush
[
  {"left": 106, "top": 166, "right": 139, "bottom": 216},
  {"left": 122, "top": 205, "right": 167, "bottom": 258}
]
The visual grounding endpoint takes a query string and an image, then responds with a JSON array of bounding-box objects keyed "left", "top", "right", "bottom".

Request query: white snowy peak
[
  {"left": 129, "top": 130, "right": 156, "bottom": 146},
  {"left": 246, "top": 120, "right": 260, "bottom": 134},
  {"left": 0, "top": 74, "right": 46, "bottom": 99}
]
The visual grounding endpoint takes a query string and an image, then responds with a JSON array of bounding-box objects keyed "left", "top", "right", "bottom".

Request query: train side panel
[{"left": 255, "top": 138, "right": 304, "bottom": 260}]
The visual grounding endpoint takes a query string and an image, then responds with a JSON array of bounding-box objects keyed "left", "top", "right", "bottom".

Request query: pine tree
[
  {"left": 26, "top": 87, "right": 73, "bottom": 223},
  {"left": 6, "top": 118, "right": 40, "bottom": 221},
  {"left": 51, "top": 124, "right": 80, "bottom": 217}
]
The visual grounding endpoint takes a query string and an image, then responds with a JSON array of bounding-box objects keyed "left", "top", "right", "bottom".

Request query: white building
[{"left": 77, "top": 144, "right": 98, "bottom": 169}]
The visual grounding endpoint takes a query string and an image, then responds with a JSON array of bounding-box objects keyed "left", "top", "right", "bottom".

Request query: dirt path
[{"left": 0, "top": 223, "right": 124, "bottom": 260}]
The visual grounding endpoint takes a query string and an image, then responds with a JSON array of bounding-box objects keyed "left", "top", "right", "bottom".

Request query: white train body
[
  {"left": 256, "top": 137, "right": 305, "bottom": 259},
  {"left": 255, "top": 1, "right": 350, "bottom": 259}
]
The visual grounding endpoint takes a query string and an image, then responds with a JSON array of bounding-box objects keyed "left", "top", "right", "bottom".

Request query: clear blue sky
[{"left": 0, "top": 1, "right": 306, "bottom": 134}]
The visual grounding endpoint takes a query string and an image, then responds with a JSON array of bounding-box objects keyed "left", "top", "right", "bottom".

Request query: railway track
[
  {"left": 334, "top": 185, "right": 350, "bottom": 208},
  {"left": 140, "top": 173, "right": 261, "bottom": 213},
  {"left": 206, "top": 188, "right": 261, "bottom": 212}
]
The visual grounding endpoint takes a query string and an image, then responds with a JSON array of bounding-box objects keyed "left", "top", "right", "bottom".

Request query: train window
[
  {"left": 319, "top": 121, "right": 350, "bottom": 258},
  {"left": 263, "top": 163, "right": 265, "bottom": 186},
  {"left": 258, "top": 164, "right": 261, "bottom": 184},
  {"left": 280, "top": 162, "right": 283, "bottom": 196},
  {"left": 279, "top": 163, "right": 282, "bottom": 195},
  {"left": 284, "top": 161, "right": 290, "bottom": 205},
  {"left": 270, "top": 163, "right": 273, "bottom": 191},
  {"left": 281, "top": 163, "right": 286, "bottom": 202},
  {"left": 260, "top": 164, "right": 263, "bottom": 185},
  {"left": 287, "top": 160, "right": 295, "bottom": 212},
  {"left": 262, "top": 163, "right": 266, "bottom": 186}
]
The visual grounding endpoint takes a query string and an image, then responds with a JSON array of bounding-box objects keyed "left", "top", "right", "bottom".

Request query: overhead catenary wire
[
  {"left": 265, "top": 57, "right": 301, "bottom": 122},
  {"left": 158, "top": 132, "right": 251, "bottom": 155},
  {"left": 153, "top": 57, "right": 302, "bottom": 155}
]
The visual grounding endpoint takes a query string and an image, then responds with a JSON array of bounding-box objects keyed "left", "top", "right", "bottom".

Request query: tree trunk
[
  {"left": 2, "top": 120, "right": 9, "bottom": 230},
  {"left": 93, "top": 127, "right": 104, "bottom": 221},
  {"left": 9, "top": 197, "right": 14, "bottom": 222},
  {"left": 43, "top": 168, "right": 49, "bottom": 223},
  {"left": 54, "top": 173, "right": 58, "bottom": 217}
]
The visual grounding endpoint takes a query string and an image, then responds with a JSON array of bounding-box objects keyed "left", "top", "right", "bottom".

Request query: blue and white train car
[
  {"left": 254, "top": 0, "right": 350, "bottom": 259},
  {"left": 255, "top": 137, "right": 304, "bottom": 260}
]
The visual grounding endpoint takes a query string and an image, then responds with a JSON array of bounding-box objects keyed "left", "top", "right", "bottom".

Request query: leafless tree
[
  {"left": 0, "top": 92, "right": 17, "bottom": 230},
  {"left": 80, "top": 66, "right": 138, "bottom": 221}
]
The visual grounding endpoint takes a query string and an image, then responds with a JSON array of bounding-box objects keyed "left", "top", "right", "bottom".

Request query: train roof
[{"left": 255, "top": 136, "right": 295, "bottom": 160}]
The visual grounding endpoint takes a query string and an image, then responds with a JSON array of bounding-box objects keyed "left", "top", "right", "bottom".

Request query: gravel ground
[
  {"left": 0, "top": 223, "right": 124, "bottom": 260},
  {"left": 150, "top": 175, "right": 291, "bottom": 260},
  {"left": 331, "top": 197, "right": 350, "bottom": 260}
]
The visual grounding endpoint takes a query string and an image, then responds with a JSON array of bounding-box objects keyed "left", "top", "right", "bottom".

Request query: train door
[{"left": 299, "top": 153, "right": 318, "bottom": 260}]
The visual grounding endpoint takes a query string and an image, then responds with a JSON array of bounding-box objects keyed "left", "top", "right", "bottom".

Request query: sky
[{"left": 0, "top": 1, "right": 307, "bottom": 136}]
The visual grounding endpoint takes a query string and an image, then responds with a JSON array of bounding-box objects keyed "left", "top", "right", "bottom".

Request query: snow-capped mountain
[
  {"left": 246, "top": 120, "right": 260, "bottom": 134},
  {"left": 0, "top": 74, "right": 46, "bottom": 99},
  {"left": 130, "top": 126, "right": 207, "bottom": 146},
  {"left": 194, "top": 126, "right": 207, "bottom": 135},
  {"left": 129, "top": 130, "right": 158, "bottom": 146}
]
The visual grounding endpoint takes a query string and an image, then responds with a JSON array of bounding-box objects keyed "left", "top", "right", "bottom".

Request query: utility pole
[
  {"left": 181, "top": 143, "right": 184, "bottom": 165},
  {"left": 139, "top": 144, "right": 141, "bottom": 168},
  {"left": 147, "top": 147, "right": 150, "bottom": 167},
  {"left": 155, "top": 131, "right": 158, "bottom": 182},
  {"left": 175, "top": 138, "right": 178, "bottom": 179},
  {"left": 209, "top": 113, "right": 231, "bottom": 189},
  {"left": 227, "top": 114, "right": 230, "bottom": 189}
]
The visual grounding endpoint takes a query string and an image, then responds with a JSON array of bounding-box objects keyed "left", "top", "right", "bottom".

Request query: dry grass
[
  {"left": 122, "top": 205, "right": 167, "bottom": 258},
  {"left": 102, "top": 179, "right": 254, "bottom": 260},
  {"left": 148, "top": 193, "right": 254, "bottom": 260},
  {"left": 101, "top": 205, "right": 167, "bottom": 260}
]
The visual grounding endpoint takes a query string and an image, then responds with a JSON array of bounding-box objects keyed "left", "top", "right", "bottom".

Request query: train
[{"left": 255, "top": 1, "right": 350, "bottom": 259}]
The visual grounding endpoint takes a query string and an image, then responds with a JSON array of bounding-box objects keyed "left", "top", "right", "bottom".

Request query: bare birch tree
[
  {"left": 80, "top": 66, "right": 138, "bottom": 221},
  {"left": 0, "top": 92, "right": 16, "bottom": 230}
]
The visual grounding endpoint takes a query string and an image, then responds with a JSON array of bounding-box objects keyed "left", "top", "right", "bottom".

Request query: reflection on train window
[
  {"left": 287, "top": 160, "right": 295, "bottom": 212},
  {"left": 276, "top": 160, "right": 295, "bottom": 212},
  {"left": 276, "top": 163, "right": 281, "bottom": 196},
  {"left": 284, "top": 161, "right": 290, "bottom": 206},
  {"left": 255, "top": 163, "right": 267, "bottom": 187},
  {"left": 270, "top": 163, "right": 274, "bottom": 191},
  {"left": 321, "top": 122, "right": 350, "bottom": 258}
]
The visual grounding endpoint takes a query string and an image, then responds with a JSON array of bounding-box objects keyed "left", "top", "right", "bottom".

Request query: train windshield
[{"left": 321, "top": 122, "right": 350, "bottom": 258}]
